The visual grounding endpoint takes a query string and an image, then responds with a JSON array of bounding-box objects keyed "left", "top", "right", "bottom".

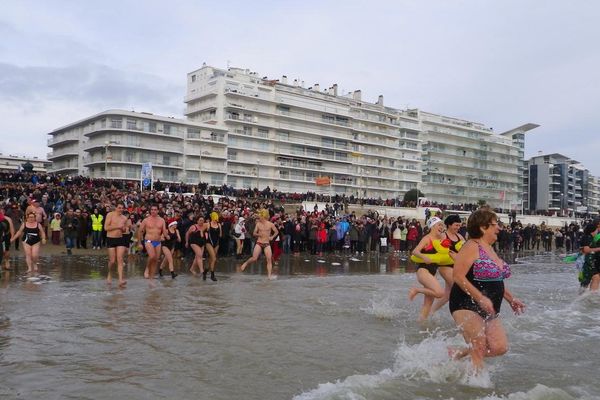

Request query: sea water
[{"left": 0, "top": 252, "right": 597, "bottom": 399}]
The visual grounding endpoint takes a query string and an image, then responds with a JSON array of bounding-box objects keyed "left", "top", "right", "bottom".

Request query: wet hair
[
  {"left": 467, "top": 207, "right": 497, "bottom": 239},
  {"left": 444, "top": 214, "right": 462, "bottom": 226},
  {"left": 583, "top": 223, "right": 597, "bottom": 237}
]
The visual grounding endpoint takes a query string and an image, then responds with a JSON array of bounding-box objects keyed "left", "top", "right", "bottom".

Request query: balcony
[
  {"left": 48, "top": 135, "right": 79, "bottom": 146},
  {"left": 47, "top": 149, "right": 78, "bottom": 160},
  {"left": 84, "top": 140, "right": 183, "bottom": 154}
]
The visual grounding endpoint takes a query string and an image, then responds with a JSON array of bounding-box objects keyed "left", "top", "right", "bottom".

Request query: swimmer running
[
  {"left": 240, "top": 209, "right": 279, "bottom": 279},
  {"left": 137, "top": 205, "right": 169, "bottom": 282}
]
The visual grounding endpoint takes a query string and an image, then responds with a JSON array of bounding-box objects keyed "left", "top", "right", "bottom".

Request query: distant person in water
[
  {"left": 104, "top": 203, "right": 129, "bottom": 287},
  {"left": 240, "top": 209, "right": 279, "bottom": 279},
  {"left": 10, "top": 212, "right": 45, "bottom": 274},
  {"left": 448, "top": 207, "right": 525, "bottom": 373},
  {"left": 137, "top": 205, "right": 169, "bottom": 281}
]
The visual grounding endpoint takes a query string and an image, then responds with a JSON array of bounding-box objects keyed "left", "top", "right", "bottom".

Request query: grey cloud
[{"left": 0, "top": 63, "right": 183, "bottom": 115}]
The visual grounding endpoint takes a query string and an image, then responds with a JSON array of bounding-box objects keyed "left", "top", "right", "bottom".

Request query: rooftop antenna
[{"left": 227, "top": 60, "right": 231, "bottom": 69}]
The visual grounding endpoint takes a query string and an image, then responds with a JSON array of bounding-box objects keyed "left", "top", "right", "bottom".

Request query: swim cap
[
  {"left": 427, "top": 217, "right": 443, "bottom": 230},
  {"left": 259, "top": 209, "right": 269, "bottom": 219},
  {"left": 444, "top": 214, "right": 462, "bottom": 226},
  {"left": 210, "top": 212, "right": 219, "bottom": 221}
]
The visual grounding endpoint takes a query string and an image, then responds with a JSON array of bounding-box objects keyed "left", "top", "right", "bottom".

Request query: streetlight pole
[
  {"left": 104, "top": 141, "right": 111, "bottom": 178},
  {"left": 256, "top": 158, "right": 260, "bottom": 191}
]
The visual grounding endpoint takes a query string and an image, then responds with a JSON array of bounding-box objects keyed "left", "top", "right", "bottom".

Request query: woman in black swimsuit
[
  {"left": 11, "top": 212, "right": 46, "bottom": 274},
  {"left": 186, "top": 216, "right": 206, "bottom": 276},
  {"left": 431, "top": 214, "right": 465, "bottom": 315},
  {"left": 159, "top": 220, "right": 180, "bottom": 279},
  {"left": 448, "top": 208, "right": 525, "bottom": 373},
  {"left": 204, "top": 212, "right": 222, "bottom": 281}
]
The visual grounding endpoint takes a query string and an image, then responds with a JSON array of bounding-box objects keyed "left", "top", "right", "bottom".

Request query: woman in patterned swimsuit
[{"left": 448, "top": 207, "right": 526, "bottom": 372}]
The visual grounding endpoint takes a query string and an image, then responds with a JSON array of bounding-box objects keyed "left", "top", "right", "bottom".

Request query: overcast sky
[{"left": 1, "top": 1, "right": 598, "bottom": 173}]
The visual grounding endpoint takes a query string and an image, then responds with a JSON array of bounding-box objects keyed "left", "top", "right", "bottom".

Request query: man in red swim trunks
[{"left": 240, "top": 209, "right": 279, "bottom": 279}]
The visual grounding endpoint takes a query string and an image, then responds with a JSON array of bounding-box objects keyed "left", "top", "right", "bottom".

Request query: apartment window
[
  {"left": 148, "top": 122, "right": 157, "bottom": 133},
  {"left": 322, "top": 114, "right": 335, "bottom": 124},
  {"left": 191, "top": 74, "right": 196, "bottom": 82},
  {"left": 163, "top": 155, "right": 171, "bottom": 165},
  {"left": 307, "top": 147, "right": 319, "bottom": 157},
  {"left": 243, "top": 113, "right": 253, "bottom": 122},
  {"left": 229, "top": 112, "right": 239, "bottom": 120},
  {"left": 278, "top": 131, "right": 289, "bottom": 141},
  {"left": 210, "top": 132, "right": 223, "bottom": 142},
  {"left": 100, "top": 119, "right": 106, "bottom": 129},
  {"left": 227, "top": 150, "right": 237, "bottom": 160},
  {"left": 126, "top": 119, "right": 137, "bottom": 130},
  {"left": 322, "top": 149, "right": 333, "bottom": 159},
  {"left": 277, "top": 105, "right": 290, "bottom": 115},
  {"left": 279, "top": 170, "right": 289, "bottom": 179},
  {"left": 163, "top": 124, "right": 172, "bottom": 134},
  {"left": 243, "top": 126, "right": 252, "bottom": 135},
  {"left": 335, "top": 152, "right": 347, "bottom": 161},
  {"left": 257, "top": 128, "right": 268, "bottom": 138},
  {"left": 110, "top": 118, "right": 122, "bottom": 129},
  {"left": 321, "top": 137, "right": 334, "bottom": 148}
]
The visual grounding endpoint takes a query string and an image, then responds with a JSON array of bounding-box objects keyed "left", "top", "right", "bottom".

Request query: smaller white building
[
  {"left": 47, "top": 110, "right": 228, "bottom": 184},
  {"left": 0, "top": 154, "right": 51, "bottom": 173}
]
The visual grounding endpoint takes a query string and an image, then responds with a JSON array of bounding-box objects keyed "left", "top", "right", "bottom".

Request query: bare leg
[
  {"left": 590, "top": 274, "right": 600, "bottom": 291},
  {"left": 189, "top": 244, "right": 204, "bottom": 274},
  {"left": 263, "top": 245, "right": 274, "bottom": 279},
  {"left": 30, "top": 243, "right": 41, "bottom": 273},
  {"left": 431, "top": 266, "right": 453, "bottom": 314},
  {"left": 107, "top": 246, "right": 116, "bottom": 284},
  {"left": 240, "top": 244, "right": 262, "bottom": 271},
  {"left": 452, "top": 310, "right": 487, "bottom": 373},
  {"left": 116, "top": 246, "right": 127, "bottom": 286},
  {"left": 409, "top": 268, "right": 444, "bottom": 321},
  {"left": 206, "top": 244, "right": 217, "bottom": 271},
  {"left": 22, "top": 243, "right": 33, "bottom": 273},
  {"left": 144, "top": 242, "right": 161, "bottom": 280}
]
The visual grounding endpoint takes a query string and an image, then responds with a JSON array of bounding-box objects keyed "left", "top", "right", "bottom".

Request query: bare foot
[
  {"left": 144, "top": 268, "right": 149, "bottom": 279},
  {"left": 106, "top": 277, "right": 112, "bottom": 285},
  {"left": 240, "top": 264, "right": 246, "bottom": 272},
  {"left": 189, "top": 267, "right": 197, "bottom": 275},
  {"left": 447, "top": 346, "right": 469, "bottom": 360},
  {"left": 268, "top": 275, "right": 278, "bottom": 280},
  {"left": 118, "top": 280, "right": 127, "bottom": 288},
  {"left": 408, "top": 287, "right": 419, "bottom": 301}
]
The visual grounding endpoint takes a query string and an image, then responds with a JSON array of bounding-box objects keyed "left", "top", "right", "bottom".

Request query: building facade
[
  {"left": 184, "top": 65, "right": 534, "bottom": 205},
  {"left": 47, "top": 65, "right": 538, "bottom": 207},
  {"left": 47, "top": 110, "right": 228, "bottom": 184},
  {"left": 419, "top": 113, "right": 536, "bottom": 208},
  {"left": 185, "top": 66, "right": 422, "bottom": 199},
  {"left": 524, "top": 153, "right": 598, "bottom": 216}
]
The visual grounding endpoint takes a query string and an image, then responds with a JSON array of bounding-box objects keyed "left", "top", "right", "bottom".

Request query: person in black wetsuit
[{"left": 448, "top": 208, "right": 525, "bottom": 373}]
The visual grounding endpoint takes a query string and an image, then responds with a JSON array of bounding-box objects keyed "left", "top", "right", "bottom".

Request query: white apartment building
[
  {"left": 185, "top": 65, "right": 422, "bottom": 198},
  {"left": 46, "top": 65, "right": 538, "bottom": 206},
  {"left": 47, "top": 110, "right": 228, "bottom": 184},
  {"left": 420, "top": 114, "right": 538, "bottom": 208},
  {"left": 0, "top": 154, "right": 51, "bottom": 173}
]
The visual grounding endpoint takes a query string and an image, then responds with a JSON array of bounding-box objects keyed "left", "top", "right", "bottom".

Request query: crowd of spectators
[{"left": 0, "top": 172, "right": 588, "bottom": 260}]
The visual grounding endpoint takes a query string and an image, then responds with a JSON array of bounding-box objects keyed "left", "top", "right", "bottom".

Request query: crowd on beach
[
  {"left": 2, "top": 170, "right": 600, "bottom": 374},
  {"left": 0, "top": 172, "right": 588, "bottom": 273}
]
